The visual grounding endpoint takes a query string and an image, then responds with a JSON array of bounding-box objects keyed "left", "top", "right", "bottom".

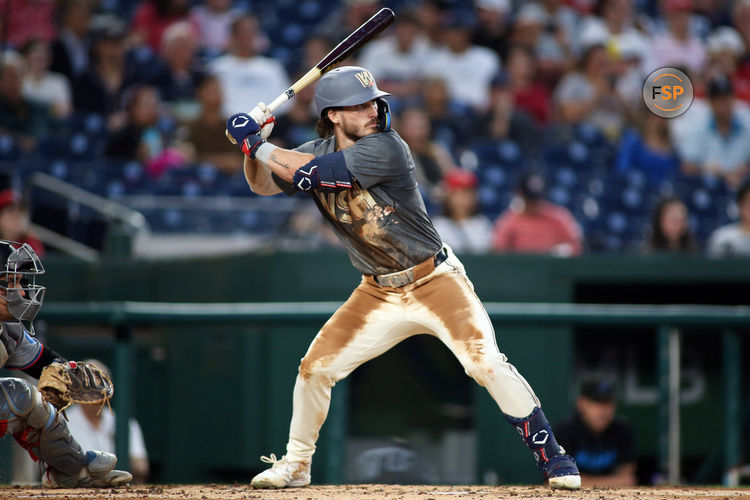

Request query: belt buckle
[
  {"left": 434, "top": 248, "right": 447, "bottom": 266},
  {"left": 378, "top": 268, "right": 415, "bottom": 288}
]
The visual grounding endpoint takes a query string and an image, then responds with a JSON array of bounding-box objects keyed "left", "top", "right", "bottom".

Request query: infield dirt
[{"left": 0, "top": 484, "right": 748, "bottom": 499}]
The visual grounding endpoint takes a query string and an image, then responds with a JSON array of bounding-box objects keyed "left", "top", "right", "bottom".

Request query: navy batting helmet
[
  {"left": 0, "top": 240, "right": 46, "bottom": 332},
  {"left": 314, "top": 66, "right": 391, "bottom": 131}
]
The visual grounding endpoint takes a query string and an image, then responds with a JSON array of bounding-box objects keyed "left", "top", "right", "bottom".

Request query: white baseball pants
[{"left": 284, "top": 247, "right": 540, "bottom": 462}]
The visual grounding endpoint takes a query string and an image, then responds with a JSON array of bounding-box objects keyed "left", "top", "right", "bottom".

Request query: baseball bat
[{"left": 264, "top": 7, "right": 395, "bottom": 113}]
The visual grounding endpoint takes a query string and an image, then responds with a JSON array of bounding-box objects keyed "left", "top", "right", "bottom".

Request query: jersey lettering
[{"left": 315, "top": 182, "right": 379, "bottom": 225}]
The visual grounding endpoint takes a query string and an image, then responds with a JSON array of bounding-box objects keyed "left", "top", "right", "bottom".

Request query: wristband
[
  {"left": 254, "top": 142, "right": 277, "bottom": 165},
  {"left": 240, "top": 135, "right": 264, "bottom": 159}
]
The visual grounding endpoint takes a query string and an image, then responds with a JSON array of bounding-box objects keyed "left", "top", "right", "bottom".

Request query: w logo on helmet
[{"left": 355, "top": 70, "right": 375, "bottom": 88}]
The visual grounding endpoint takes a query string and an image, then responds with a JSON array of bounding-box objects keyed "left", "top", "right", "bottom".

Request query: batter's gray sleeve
[{"left": 342, "top": 132, "right": 412, "bottom": 190}]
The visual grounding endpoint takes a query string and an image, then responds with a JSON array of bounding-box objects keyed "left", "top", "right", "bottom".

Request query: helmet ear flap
[{"left": 377, "top": 98, "right": 391, "bottom": 132}]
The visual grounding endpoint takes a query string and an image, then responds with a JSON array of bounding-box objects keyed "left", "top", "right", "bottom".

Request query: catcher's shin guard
[
  {"left": 0, "top": 377, "right": 85, "bottom": 481},
  {"left": 38, "top": 407, "right": 86, "bottom": 480},
  {"left": 504, "top": 407, "right": 581, "bottom": 489}
]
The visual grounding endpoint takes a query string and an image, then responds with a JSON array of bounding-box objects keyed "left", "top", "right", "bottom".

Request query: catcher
[{"left": 0, "top": 239, "right": 132, "bottom": 488}]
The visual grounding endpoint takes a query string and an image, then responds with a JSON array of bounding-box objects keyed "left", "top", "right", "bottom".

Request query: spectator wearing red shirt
[
  {"left": 493, "top": 171, "right": 583, "bottom": 256},
  {"left": 0, "top": 0, "right": 56, "bottom": 48},
  {"left": 506, "top": 45, "right": 551, "bottom": 125},
  {"left": 0, "top": 190, "right": 44, "bottom": 258},
  {"left": 132, "top": 0, "right": 192, "bottom": 52}
]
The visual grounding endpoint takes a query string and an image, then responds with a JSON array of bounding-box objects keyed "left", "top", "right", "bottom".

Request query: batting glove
[
  {"left": 225, "top": 113, "right": 265, "bottom": 159},
  {"left": 250, "top": 102, "right": 276, "bottom": 141}
]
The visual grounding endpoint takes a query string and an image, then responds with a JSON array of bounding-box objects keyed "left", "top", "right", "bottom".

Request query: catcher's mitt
[{"left": 38, "top": 361, "right": 114, "bottom": 413}]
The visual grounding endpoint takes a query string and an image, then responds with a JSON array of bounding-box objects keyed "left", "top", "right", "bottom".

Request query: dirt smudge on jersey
[{"left": 360, "top": 205, "right": 395, "bottom": 243}]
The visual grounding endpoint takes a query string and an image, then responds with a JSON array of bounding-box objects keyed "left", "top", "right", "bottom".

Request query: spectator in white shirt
[
  {"left": 209, "top": 14, "right": 289, "bottom": 118},
  {"left": 21, "top": 39, "right": 72, "bottom": 119},
  {"left": 708, "top": 181, "right": 750, "bottom": 256},
  {"left": 651, "top": 0, "right": 706, "bottom": 75},
  {"left": 682, "top": 76, "right": 750, "bottom": 188},
  {"left": 358, "top": 10, "right": 433, "bottom": 100},
  {"left": 432, "top": 169, "right": 494, "bottom": 254},
  {"left": 422, "top": 12, "right": 500, "bottom": 112},
  {"left": 64, "top": 360, "right": 150, "bottom": 484},
  {"left": 190, "top": 0, "right": 245, "bottom": 54}
]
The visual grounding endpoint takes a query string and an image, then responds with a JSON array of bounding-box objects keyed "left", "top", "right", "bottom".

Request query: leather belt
[{"left": 373, "top": 248, "right": 448, "bottom": 288}]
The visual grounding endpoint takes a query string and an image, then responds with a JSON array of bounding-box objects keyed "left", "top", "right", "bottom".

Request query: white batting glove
[
  {"left": 249, "top": 102, "right": 276, "bottom": 140},
  {"left": 249, "top": 102, "right": 269, "bottom": 126}
]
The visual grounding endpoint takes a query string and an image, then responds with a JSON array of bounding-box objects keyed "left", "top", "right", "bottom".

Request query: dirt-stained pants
[{"left": 285, "top": 247, "right": 541, "bottom": 462}]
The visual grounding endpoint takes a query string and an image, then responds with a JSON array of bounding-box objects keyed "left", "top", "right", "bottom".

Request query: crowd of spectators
[{"left": 2, "top": 0, "right": 750, "bottom": 257}]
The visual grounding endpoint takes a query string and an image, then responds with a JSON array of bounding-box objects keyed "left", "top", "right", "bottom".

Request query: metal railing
[
  {"left": 39, "top": 301, "right": 749, "bottom": 485},
  {"left": 27, "top": 172, "right": 151, "bottom": 259}
]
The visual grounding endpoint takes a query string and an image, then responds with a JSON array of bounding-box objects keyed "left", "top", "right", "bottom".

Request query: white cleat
[
  {"left": 251, "top": 453, "right": 311, "bottom": 489},
  {"left": 549, "top": 473, "right": 582, "bottom": 489},
  {"left": 43, "top": 451, "right": 132, "bottom": 488},
  {"left": 77, "top": 469, "right": 133, "bottom": 488}
]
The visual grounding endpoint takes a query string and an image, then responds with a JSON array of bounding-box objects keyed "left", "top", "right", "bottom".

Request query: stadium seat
[
  {"left": 48, "top": 160, "right": 70, "bottom": 181},
  {"left": 548, "top": 185, "right": 571, "bottom": 207},
  {"left": 68, "top": 133, "right": 97, "bottom": 161},
  {"left": 0, "top": 134, "right": 21, "bottom": 161},
  {"left": 471, "top": 140, "right": 525, "bottom": 169},
  {"left": 106, "top": 180, "right": 126, "bottom": 198}
]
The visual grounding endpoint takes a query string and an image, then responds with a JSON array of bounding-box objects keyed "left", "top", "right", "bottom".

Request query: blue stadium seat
[
  {"left": 297, "top": 0, "right": 324, "bottom": 23},
  {"left": 84, "top": 113, "right": 107, "bottom": 139},
  {"left": 548, "top": 185, "right": 571, "bottom": 207},
  {"left": 162, "top": 209, "right": 185, "bottom": 231},
  {"left": 122, "top": 161, "right": 146, "bottom": 191},
  {"left": 280, "top": 23, "right": 306, "bottom": 45},
  {"left": 106, "top": 180, "right": 126, "bottom": 198},
  {"left": 239, "top": 210, "right": 261, "bottom": 231},
  {"left": 0, "top": 134, "right": 21, "bottom": 161},
  {"left": 542, "top": 141, "right": 591, "bottom": 170},
  {"left": 48, "top": 160, "right": 70, "bottom": 181},
  {"left": 181, "top": 180, "right": 202, "bottom": 198},
  {"left": 471, "top": 140, "right": 525, "bottom": 169},
  {"left": 553, "top": 166, "right": 578, "bottom": 188},
  {"left": 68, "top": 133, "right": 97, "bottom": 161},
  {"left": 37, "top": 136, "right": 68, "bottom": 159},
  {"left": 74, "top": 167, "right": 108, "bottom": 194},
  {"left": 479, "top": 165, "right": 506, "bottom": 189},
  {"left": 477, "top": 185, "right": 511, "bottom": 219}
]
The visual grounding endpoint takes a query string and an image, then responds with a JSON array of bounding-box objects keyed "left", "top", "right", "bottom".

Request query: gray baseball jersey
[
  {"left": 274, "top": 131, "right": 443, "bottom": 276},
  {"left": 0, "top": 322, "right": 43, "bottom": 370}
]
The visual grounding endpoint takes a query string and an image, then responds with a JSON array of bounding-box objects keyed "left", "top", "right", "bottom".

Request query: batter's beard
[{"left": 341, "top": 120, "right": 378, "bottom": 142}]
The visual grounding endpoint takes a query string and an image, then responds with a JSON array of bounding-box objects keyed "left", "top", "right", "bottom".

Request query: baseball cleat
[
  {"left": 549, "top": 473, "right": 582, "bottom": 489},
  {"left": 251, "top": 453, "right": 311, "bottom": 488},
  {"left": 43, "top": 451, "right": 132, "bottom": 488},
  {"left": 541, "top": 453, "right": 581, "bottom": 490},
  {"left": 77, "top": 469, "right": 133, "bottom": 488}
]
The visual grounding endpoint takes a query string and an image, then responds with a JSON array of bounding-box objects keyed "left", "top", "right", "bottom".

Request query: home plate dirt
[{"left": 1, "top": 484, "right": 748, "bottom": 499}]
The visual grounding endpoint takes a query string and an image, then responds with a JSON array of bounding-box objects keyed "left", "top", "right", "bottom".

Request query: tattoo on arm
[{"left": 269, "top": 153, "right": 293, "bottom": 173}]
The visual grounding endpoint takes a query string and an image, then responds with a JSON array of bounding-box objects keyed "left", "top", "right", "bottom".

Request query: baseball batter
[
  {"left": 0, "top": 240, "right": 132, "bottom": 488},
  {"left": 225, "top": 66, "right": 580, "bottom": 490}
]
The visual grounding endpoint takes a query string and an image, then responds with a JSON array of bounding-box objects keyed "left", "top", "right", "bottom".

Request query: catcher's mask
[
  {"left": 314, "top": 66, "right": 392, "bottom": 132},
  {"left": 0, "top": 240, "right": 46, "bottom": 333}
]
